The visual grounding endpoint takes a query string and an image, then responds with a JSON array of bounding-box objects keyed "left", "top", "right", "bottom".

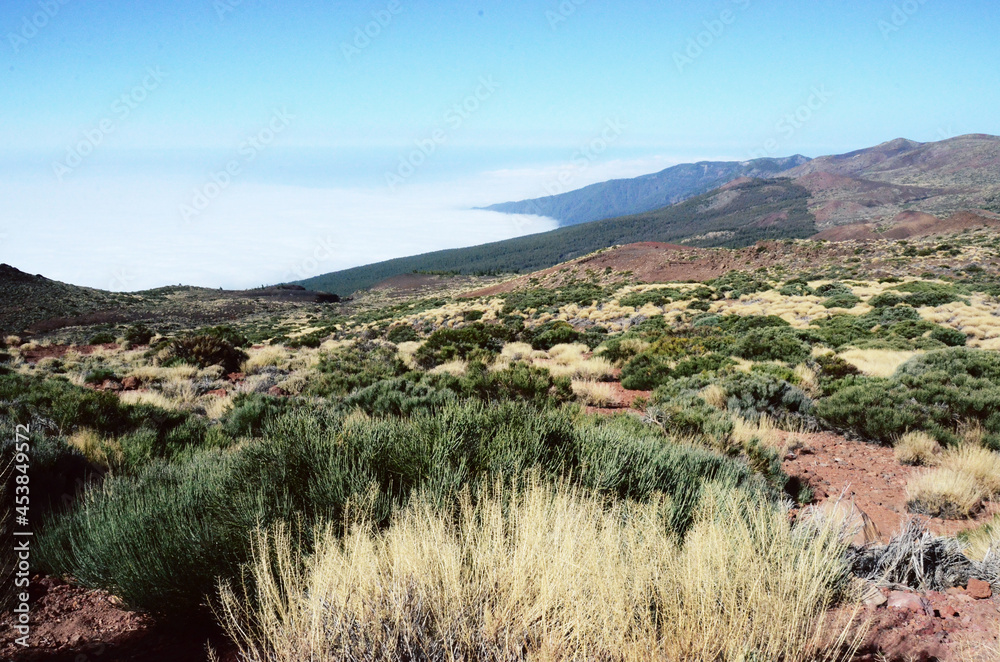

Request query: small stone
[
  {"left": 887, "top": 590, "right": 926, "bottom": 612},
  {"left": 122, "top": 376, "right": 140, "bottom": 390},
  {"left": 862, "top": 585, "right": 887, "bottom": 607},
  {"left": 966, "top": 578, "right": 992, "bottom": 599},
  {"left": 267, "top": 386, "right": 288, "bottom": 397}
]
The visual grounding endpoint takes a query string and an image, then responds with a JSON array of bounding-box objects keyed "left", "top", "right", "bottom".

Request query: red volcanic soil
[
  {"left": 463, "top": 242, "right": 725, "bottom": 298},
  {"left": 0, "top": 577, "right": 236, "bottom": 662},
  {"left": 813, "top": 209, "right": 1000, "bottom": 242}
]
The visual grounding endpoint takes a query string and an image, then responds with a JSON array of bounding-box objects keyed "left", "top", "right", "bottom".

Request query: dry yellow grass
[
  {"left": 893, "top": 431, "right": 942, "bottom": 466},
  {"left": 837, "top": 349, "right": 922, "bottom": 378},
  {"left": 127, "top": 365, "right": 199, "bottom": 383},
  {"left": 794, "top": 364, "right": 820, "bottom": 397},
  {"left": 939, "top": 445, "right": 1000, "bottom": 497},
  {"left": 394, "top": 341, "right": 423, "bottom": 369},
  {"left": 732, "top": 415, "right": 783, "bottom": 450},
  {"left": 204, "top": 394, "right": 234, "bottom": 419},
  {"left": 700, "top": 383, "right": 728, "bottom": 409},
  {"left": 3, "top": 335, "right": 21, "bottom": 347},
  {"left": 243, "top": 346, "right": 290, "bottom": 373},
  {"left": 571, "top": 380, "right": 619, "bottom": 407},
  {"left": 429, "top": 360, "right": 467, "bottom": 377},
  {"left": 535, "top": 343, "right": 615, "bottom": 381},
  {"left": 219, "top": 481, "right": 860, "bottom": 662},
  {"left": 906, "top": 467, "right": 984, "bottom": 518},
  {"left": 67, "top": 429, "right": 108, "bottom": 467},
  {"left": 119, "top": 390, "right": 177, "bottom": 410}
]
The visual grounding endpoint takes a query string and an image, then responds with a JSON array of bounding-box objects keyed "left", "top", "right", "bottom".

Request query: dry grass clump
[
  {"left": 394, "top": 341, "right": 423, "bottom": 369},
  {"left": 837, "top": 349, "right": 922, "bottom": 378},
  {"left": 219, "top": 481, "right": 859, "bottom": 662},
  {"left": 429, "top": 360, "right": 467, "bottom": 377},
  {"left": 118, "top": 390, "right": 177, "bottom": 410},
  {"left": 204, "top": 394, "right": 234, "bottom": 420},
  {"left": 794, "top": 364, "right": 820, "bottom": 397},
  {"left": 536, "top": 343, "right": 615, "bottom": 381},
  {"left": 700, "top": 383, "right": 728, "bottom": 409},
  {"left": 243, "top": 346, "right": 290, "bottom": 373},
  {"left": 906, "top": 443, "right": 1000, "bottom": 518},
  {"left": 939, "top": 445, "right": 1000, "bottom": 497},
  {"left": 571, "top": 380, "right": 619, "bottom": 407},
  {"left": 732, "top": 415, "right": 783, "bottom": 450},
  {"left": 894, "top": 431, "right": 942, "bottom": 466},
  {"left": 906, "top": 467, "right": 984, "bottom": 519},
  {"left": 68, "top": 429, "right": 108, "bottom": 467},
  {"left": 127, "top": 365, "right": 200, "bottom": 383},
  {"left": 500, "top": 342, "right": 541, "bottom": 362},
  {"left": 3, "top": 335, "right": 21, "bottom": 347}
]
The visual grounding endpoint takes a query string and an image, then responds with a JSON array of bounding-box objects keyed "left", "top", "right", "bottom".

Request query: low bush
[
  {"left": 309, "top": 343, "right": 408, "bottom": 396},
  {"left": 732, "top": 327, "right": 811, "bottom": 364},
  {"left": 719, "top": 372, "right": 814, "bottom": 425},
  {"left": 88, "top": 332, "right": 116, "bottom": 345},
  {"left": 525, "top": 320, "right": 580, "bottom": 350},
  {"left": 164, "top": 335, "right": 247, "bottom": 373},
  {"left": 385, "top": 324, "right": 419, "bottom": 344},
  {"left": 413, "top": 323, "right": 515, "bottom": 368},
  {"left": 123, "top": 324, "right": 154, "bottom": 347},
  {"left": 817, "top": 348, "right": 1000, "bottom": 445},
  {"left": 83, "top": 367, "right": 117, "bottom": 385},
  {"left": 38, "top": 401, "right": 772, "bottom": 619}
]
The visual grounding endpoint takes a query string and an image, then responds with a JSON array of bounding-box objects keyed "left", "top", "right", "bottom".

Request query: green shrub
[
  {"left": 123, "top": 324, "right": 154, "bottom": 347},
  {"left": 222, "top": 394, "right": 293, "bottom": 438},
  {"left": 618, "top": 288, "right": 682, "bottom": 308},
  {"left": 385, "top": 325, "right": 419, "bottom": 344},
  {"left": 710, "top": 271, "right": 769, "bottom": 298},
  {"left": 817, "top": 349, "right": 1000, "bottom": 445},
  {"left": 310, "top": 343, "right": 408, "bottom": 397},
  {"left": 720, "top": 372, "right": 814, "bottom": 424},
  {"left": 732, "top": 328, "right": 810, "bottom": 364},
  {"left": 464, "top": 310, "right": 486, "bottom": 322},
  {"left": 526, "top": 320, "right": 580, "bottom": 350},
  {"left": 814, "top": 282, "right": 852, "bottom": 297},
  {"left": 687, "top": 299, "right": 712, "bottom": 311},
  {"left": 822, "top": 294, "right": 861, "bottom": 309},
  {"left": 929, "top": 327, "right": 967, "bottom": 347},
  {"left": 88, "top": 332, "right": 116, "bottom": 345},
  {"left": 83, "top": 368, "right": 117, "bottom": 385},
  {"left": 38, "top": 401, "right": 773, "bottom": 619},
  {"left": 164, "top": 335, "right": 247, "bottom": 373},
  {"left": 414, "top": 323, "right": 514, "bottom": 368},
  {"left": 620, "top": 354, "right": 673, "bottom": 390},
  {"left": 779, "top": 279, "right": 813, "bottom": 296},
  {"left": 196, "top": 325, "right": 251, "bottom": 348}
]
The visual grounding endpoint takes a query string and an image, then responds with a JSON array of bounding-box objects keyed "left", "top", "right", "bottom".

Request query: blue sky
[{"left": 1, "top": 0, "right": 998, "bottom": 289}]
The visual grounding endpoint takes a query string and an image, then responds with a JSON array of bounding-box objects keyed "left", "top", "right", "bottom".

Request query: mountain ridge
[{"left": 479, "top": 155, "right": 811, "bottom": 226}]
